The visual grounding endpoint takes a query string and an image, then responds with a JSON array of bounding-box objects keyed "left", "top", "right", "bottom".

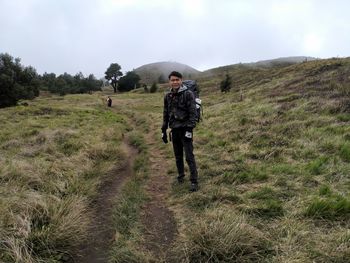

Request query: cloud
[{"left": 1, "top": 0, "right": 349, "bottom": 77}]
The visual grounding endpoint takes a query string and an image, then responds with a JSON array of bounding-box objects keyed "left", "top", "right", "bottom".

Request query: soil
[
  {"left": 140, "top": 128, "right": 178, "bottom": 261},
  {"left": 73, "top": 141, "right": 138, "bottom": 263},
  {"left": 73, "top": 108, "right": 178, "bottom": 262}
]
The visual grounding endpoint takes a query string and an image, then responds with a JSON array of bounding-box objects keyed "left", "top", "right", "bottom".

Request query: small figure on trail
[
  {"left": 161, "top": 71, "right": 199, "bottom": 192},
  {"left": 107, "top": 96, "right": 112, "bottom": 107}
]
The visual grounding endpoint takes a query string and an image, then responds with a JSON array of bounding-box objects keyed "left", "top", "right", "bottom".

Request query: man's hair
[{"left": 168, "top": 71, "right": 182, "bottom": 79}]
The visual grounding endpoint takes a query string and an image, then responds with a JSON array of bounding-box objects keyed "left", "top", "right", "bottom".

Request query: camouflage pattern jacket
[{"left": 162, "top": 85, "right": 197, "bottom": 130}]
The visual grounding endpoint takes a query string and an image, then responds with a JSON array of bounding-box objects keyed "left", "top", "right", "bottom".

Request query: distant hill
[
  {"left": 248, "top": 56, "right": 318, "bottom": 67},
  {"left": 134, "top": 61, "right": 200, "bottom": 84},
  {"left": 201, "top": 56, "right": 318, "bottom": 77}
]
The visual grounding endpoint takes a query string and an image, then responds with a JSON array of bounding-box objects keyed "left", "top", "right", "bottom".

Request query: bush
[
  {"left": 149, "top": 82, "right": 158, "bottom": 93},
  {"left": 220, "top": 73, "right": 232, "bottom": 92}
]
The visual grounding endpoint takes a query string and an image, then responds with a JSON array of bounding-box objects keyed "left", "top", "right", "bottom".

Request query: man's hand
[
  {"left": 185, "top": 128, "right": 193, "bottom": 139},
  {"left": 162, "top": 129, "right": 168, "bottom": 143}
]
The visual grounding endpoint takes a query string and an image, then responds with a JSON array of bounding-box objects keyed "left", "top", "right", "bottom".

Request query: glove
[{"left": 162, "top": 129, "right": 168, "bottom": 143}]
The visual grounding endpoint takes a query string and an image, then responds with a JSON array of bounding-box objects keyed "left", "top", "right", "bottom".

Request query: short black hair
[{"left": 168, "top": 71, "right": 182, "bottom": 79}]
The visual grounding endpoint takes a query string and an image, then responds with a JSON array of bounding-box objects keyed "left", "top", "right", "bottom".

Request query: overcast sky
[{"left": 1, "top": 0, "right": 350, "bottom": 78}]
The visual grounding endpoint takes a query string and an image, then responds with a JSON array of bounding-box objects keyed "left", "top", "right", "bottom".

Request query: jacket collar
[{"left": 171, "top": 85, "right": 187, "bottom": 93}]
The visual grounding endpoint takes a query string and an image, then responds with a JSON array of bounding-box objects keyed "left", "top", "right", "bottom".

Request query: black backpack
[{"left": 183, "top": 80, "right": 202, "bottom": 122}]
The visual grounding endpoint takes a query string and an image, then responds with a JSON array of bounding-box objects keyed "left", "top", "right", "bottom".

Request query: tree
[
  {"left": 220, "top": 73, "right": 232, "bottom": 93},
  {"left": 158, "top": 73, "right": 166, "bottom": 84},
  {"left": 105, "top": 63, "right": 123, "bottom": 93},
  {"left": 118, "top": 71, "right": 141, "bottom": 92},
  {"left": 0, "top": 53, "right": 40, "bottom": 108},
  {"left": 150, "top": 82, "right": 158, "bottom": 93},
  {"left": 41, "top": 72, "right": 56, "bottom": 91},
  {"left": 42, "top": 72, "right": 102, "bottom": 95}
]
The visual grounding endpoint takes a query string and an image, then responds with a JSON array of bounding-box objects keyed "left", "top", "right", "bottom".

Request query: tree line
[
  {"left": 3, "top": 53, "right": 235, "bottom": 108},
  {"left": 0, "top": 53, "right": 103, "bottom": 108}
]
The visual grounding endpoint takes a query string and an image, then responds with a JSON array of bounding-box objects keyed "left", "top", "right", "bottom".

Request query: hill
[
  {"left": 201, "top": 56, "right": 318, "bottom": 78},
  {"left": 134, "top": 61, "right": 200, "bottom": 84}
]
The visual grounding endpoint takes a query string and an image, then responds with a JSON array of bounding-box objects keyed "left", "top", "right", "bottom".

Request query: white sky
[{"left": 1, "top": 0, "right": 349, "bottom": 78}]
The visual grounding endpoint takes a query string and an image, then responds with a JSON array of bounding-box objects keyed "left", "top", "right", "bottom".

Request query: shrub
[
  {"left": 220, "top": 73, "right": 232, "bottom": 92},
  {"left": 149, "top": 82, "right": 158, "bottom": 93}
]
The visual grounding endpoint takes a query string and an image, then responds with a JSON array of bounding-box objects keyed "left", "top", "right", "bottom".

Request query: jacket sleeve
[
  {"left": 186, "top": 91, "right": 197, "bottom": 129},
  {"left": 162, "top": 94, "right": 169, "bottom": 131}
]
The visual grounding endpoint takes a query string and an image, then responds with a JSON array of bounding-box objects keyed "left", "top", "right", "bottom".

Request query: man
[
  {"left": 162, "top": 71, "right": 199, "bottom": 192},
  {"left": 107, "top": 96, "right": 112, "bottom": 107}
]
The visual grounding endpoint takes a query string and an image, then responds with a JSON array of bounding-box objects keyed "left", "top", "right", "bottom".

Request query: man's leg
[
  {"left": 183, "top": 133, "right": 198, "bottom": 185},
  {"left": 171, "top": 129, "right": 185, "bottom": 182}
]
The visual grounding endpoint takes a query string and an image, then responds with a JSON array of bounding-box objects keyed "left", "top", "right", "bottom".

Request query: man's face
[{"left": 169, "top": 76, "right": 182, "bottom": 89}]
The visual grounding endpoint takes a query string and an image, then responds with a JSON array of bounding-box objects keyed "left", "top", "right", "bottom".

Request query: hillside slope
[
  {"left": 114, "top": 57, "right": 350, "bottom": 262},
  {"left": 200, "top": 56, "right": 317, "bottom": 78}
]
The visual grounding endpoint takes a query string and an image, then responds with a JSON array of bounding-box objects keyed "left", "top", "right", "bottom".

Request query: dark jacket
[{"left": 162, "top": 85, "right": 197, "bottom": 130}]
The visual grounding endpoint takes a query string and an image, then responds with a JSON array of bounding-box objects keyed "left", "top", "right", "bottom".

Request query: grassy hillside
[
  {"left": 178, "top": 57, "right": 350, "bottom": 262},
  {"left": 130, "top": 57, "right": 350, "bottom": 262},
  {"left": 1, "top": 57, "right": 349, "bottom": 262},
  {"left": 0, "top": 94, "right": 131, "bottom": 262},
  {"left": 200, "top": 56, "right": 317, "bottom": 79}
]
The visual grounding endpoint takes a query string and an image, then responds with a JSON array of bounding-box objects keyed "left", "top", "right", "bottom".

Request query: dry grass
[
  {"left": 0, "top": 94, "right": 128, "bottom": 262},
  {"left": 1, "top": 58, "right": 350, "bottom": 262},
  {"left": 143, "top": 57, "right": 350, "bottom": 262},
  {"left": 172, "top": 209, "right": 272, "bottom": 263}
]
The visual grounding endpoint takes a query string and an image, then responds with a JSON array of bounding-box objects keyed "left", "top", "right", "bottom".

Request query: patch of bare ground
[
  {"left": 73, "top": 140, "right": 138, "bottom": 263},
  {"left": 140, "top": 129, "right": 178, "bottom": 262}
]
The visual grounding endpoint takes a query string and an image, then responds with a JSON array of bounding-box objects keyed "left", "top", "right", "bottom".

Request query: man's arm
[{"left": 162, "top": 94, "right": 169, "bottom": 131}]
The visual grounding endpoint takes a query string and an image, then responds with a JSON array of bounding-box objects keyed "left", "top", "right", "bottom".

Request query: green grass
[
  {"left": 172, "top": 210, "right": 273, "bottom": 262},
  {"left": 2, "top": 57, "right": 350, "bottom": 262},
  {"left": 340, "top": 143, "right": 350, "bottom": 162},
  {"left": 305, "top": 196, "right": 350, "bottom": 219},
  {"left": 0, "top": 94, "right": 128, "bottom": 262}
]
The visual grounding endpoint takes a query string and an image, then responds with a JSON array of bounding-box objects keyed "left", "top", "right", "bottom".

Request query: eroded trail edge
[
  {"left": 74, "top": 140, "right": 138, "bottom": 263},
  {"left": 141, "top": 128, "right": 178, "bottom": 261}
]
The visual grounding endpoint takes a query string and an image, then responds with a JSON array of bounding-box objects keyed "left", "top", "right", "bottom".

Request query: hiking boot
[
  {"left": 177, "top": 175, "right": 185, "bottom": 184},
  {"left": 177, "top": 177, "right": 184, "bottom": 184},
  {"left": 189, "top": 183, "right": 199, "bottom": 192}
]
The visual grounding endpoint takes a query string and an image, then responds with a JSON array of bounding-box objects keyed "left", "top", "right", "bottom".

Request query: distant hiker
[
  {"left": 107, "top": 96, "right": 112, "bottom": 107},
  {"left": 162, "top": 71, "right": 199, "bottom": 192}
]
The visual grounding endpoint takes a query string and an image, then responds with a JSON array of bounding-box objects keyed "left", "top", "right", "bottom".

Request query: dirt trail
[
  {"left": 141, "top": 126, "right": 178, "bottom": 261},
  {"left": 73, "top": 140, "right": 138, "bottom": 263}
]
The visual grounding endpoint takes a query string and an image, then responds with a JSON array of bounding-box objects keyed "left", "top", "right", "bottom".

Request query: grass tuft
[
  {"left": 305, "top": 196, "right": 350, "bottom": 219},
  {"left": 174, "top": 210, "right": 273, "bottom": 262},
  {"left": 339, "top": 143, "right": 350, "bottom": 162}
]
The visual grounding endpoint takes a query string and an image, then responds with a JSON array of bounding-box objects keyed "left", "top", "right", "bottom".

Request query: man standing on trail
[
  {"left": 107, "top": 96, "right": 112, "bottom": 107},
  {"left": 162, "top": 71, "right": 199, "bottom": 192}
]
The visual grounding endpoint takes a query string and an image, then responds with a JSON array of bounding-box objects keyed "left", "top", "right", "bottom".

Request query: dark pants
[{"left": 171, "top": 128, "right": 198, "bottom": 184}]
